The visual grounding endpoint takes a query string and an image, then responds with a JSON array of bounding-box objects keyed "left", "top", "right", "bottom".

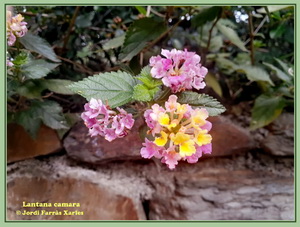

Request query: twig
[
  {"left": 139, "top": 52, "right": 144, "bottom": 66},
  {"left": 42, "top": 92, "right": 53, "bottom": 98},
  {"left": 150, "top": 8, "right": 165, "bottom": 18},
  {"left": 202, "top": 14, "right": 222, "bottom": 65},
  {"left": 20, "top": 11, "right": 37, "bottom": 17},
  {"left": 248, "top": 11, "right": 255, "bottom": 66},
  {"left": 63, "top": 6, "right": 81, "bottom": 50},
  {"left": 51, "top": 94, "right": 71, "bottom": 103},
  {"left": 244, "top": 16, "right": 268, "bottom": 45},
  {"left": 57, "top": 56, "right": 94, "bottom": 75},
  {"left": 207, "top": 18, "right": 220, "bottom": 51},
  {"left": 146, "top": 6, "right": 151, "bottom": 17}
]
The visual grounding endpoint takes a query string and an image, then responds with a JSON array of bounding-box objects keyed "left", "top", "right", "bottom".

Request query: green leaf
[
  {"left": 19, "top": 33, "right": 61, "bottom": 62},
  {"left": 178, "top": 91, "right": 226, "bottom": 116},
  {"left": 75, "top": 12, "right": 95, "bottom": 28},
  {"left": 132, "top": 84, "right": 159, "bottom": 102},
  {"left": 137, "top": 66, "right": 162, "bottom": 88},
  {"left": 263, "top": 62, "right": 291, "bottom": 82},
  {"left": 15, "top": 109, "right": 42, "bottom": 139},
  {"left": 12, "top": 52, "right": 28, "bottom": 66},
  {"left": 191, "top": 6, "right": 222, "bottom": 27},
  {"left": 270, "top": 23, "right": 286, "bottom": 39},
  {"left": 41, "top": 79, "right": 75, "bottom": 95},
  {"left": 217, "top": 18, "right": 237, "bottom": 29},
  {"left": 274, "top": 58, "right": 290, "bottom": 73},
  {"left": 31, "top": 100, "right": 68, "bottom": 130},
  {"left": 215, "top": 56, "right": 237, "bottom": 74},
  {"left": 209, "top": 35, "right": 223, "bottom": 52},
  {"left": 119, "top": 17, "right": 167, "bottom": 62},
  {"left": 16, "top": 80, "right": 45, "bottom": 99},
  {"left": 135, "top": 6, "right": 147, "bottom": 15},
  {"left": 238, "top": 65, "right": 274, "bottom": 86},
  {"left": 216, "top": 21, "right": 248, "bottom": 52},
  {"left": 22, "top": 59, "right": 59, "bottom": 79},
  {"left": 103, "top": 34, "right": 126, "bottom": 51},
  {"left": 68, "top": 71, "right": 136, "bottom": 108},
  {"left": 205, "top": 72, "right": 223, "bottom": 97},
  {"left": 250, "top": 94, "right": 286, "bottom": 129}
]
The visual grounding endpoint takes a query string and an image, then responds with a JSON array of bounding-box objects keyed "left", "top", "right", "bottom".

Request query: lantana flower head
[
  {"left": 6, "top": 11, "right": 28, "bottom": 46},
  {"left": 141, "top": 95, "right": 212, "bottom": 169},
  {"left": 149, "top": 49, "right": 208, "bottom": 93},
  {"left": 81, "top": 98, "right": 134, "bottom": 142}
]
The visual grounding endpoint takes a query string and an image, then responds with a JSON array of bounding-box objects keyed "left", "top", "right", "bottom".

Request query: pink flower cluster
[
  {"left": 81, "top": 98, "right": 135, "bottom": 142},
  {"left": 149, "top": 49, "right": 208, "bottom": 93},
  {"left": 141, "top": 95, "right": 212, "bottom": 170},
  {"left": 6, "top": 11, "right": 28, "bottom": 46}
]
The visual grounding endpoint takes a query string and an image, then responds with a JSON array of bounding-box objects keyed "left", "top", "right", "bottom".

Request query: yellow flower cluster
[{"left": 151, "top": 95, "right": 212, "bottom": 158}]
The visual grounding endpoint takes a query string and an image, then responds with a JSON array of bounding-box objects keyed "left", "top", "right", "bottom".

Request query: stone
[
  {"left": 207, "top": 116, "right": 256, "bottom": 157},
  {"left": 147, "top": 153, "right": 294, "bottom": 220},
  {"left": 7, "top": 152, "right": 294, "bottom": 221},
  {"left": 7, "top": 156, "right": 149, "bottom": 220},
  {"left": 7, "top": 177, "right": 140, "bottom": 220},
  {"left": 64, "top": 116, "right": 255, "bottom": 164},
  {"left": 7, "top": 123, "right": 62, "bottom": 163},
  {"left": 261, "top": 113, "right": 294, "bottom": 156},
  {"left": 63, "top": 118, "right": 145, "bottom": 164}
]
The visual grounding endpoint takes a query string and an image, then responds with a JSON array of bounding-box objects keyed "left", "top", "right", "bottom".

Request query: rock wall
[
  {"left": 7, "top": 114, "right": 294, "bottom": 220},
  {"left": 7, "top": 152, "right": 294, "bottom": 220}
]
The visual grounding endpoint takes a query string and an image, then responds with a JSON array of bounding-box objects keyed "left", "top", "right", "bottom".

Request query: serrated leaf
[
  {"left": 263, "top": 62, "right": 291, "bottom": 82},
  {"left": 68, "top": 71, "right": 136, "bottom": 108},
  {"left": 119, "top": 17, "right": 167, "bottom": 62},
  {"left": 103, "top": 34, "right": 125, "bottom": 51},
  {"left": 216, "top": 21, "right": 248, "bottom": 52},
  {"left": 191, "top": 6, "right": 222, "bottom": 28},
  {"left": 19, "top": 33, "right": 60, "bottom": 62},
  {"left": 31, "top": 100, "right": 68, "bottom": 130},
  {"left": 22, "top": 59, "right": 59, "bottom": 79},
  {"left": 137, "top": 66, "right": 162, "bottom": 89},
  {"left": 250, "top": 94, "right": 286, "bottom": 130},
  {"left": 132, "top": 84, "right": 156, "bottom": 102},
  {"left": 178, "top": 91, "right": 226, "bottom": 116},
  {"left": 41, "top": 79, "right": 75, "bottom": 95},
  {"left": 238, "top": 65, "right": 274, "bottom": 86}
]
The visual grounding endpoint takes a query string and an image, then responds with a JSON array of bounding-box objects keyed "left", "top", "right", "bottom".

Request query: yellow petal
[
  {"left": 158, "top": 113, "right": 170, "bottom": 126},
  {"left": 154, "top": 131, "right": 168, "bottom": 146},
  {"left": 179, "top": 140, "right": 196, "bottom": 157},
  {"left": 172, "top": 132, "right": 190, "bottom": 145},
  {"left": 195, "top": 131, "right": 212, "bottom": 146},
  {"left": 191, "top": 109, "right": 208, "bottom": 127},
  {"left": 176, "top": 104, "right": 188, "bottom": 115}
]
